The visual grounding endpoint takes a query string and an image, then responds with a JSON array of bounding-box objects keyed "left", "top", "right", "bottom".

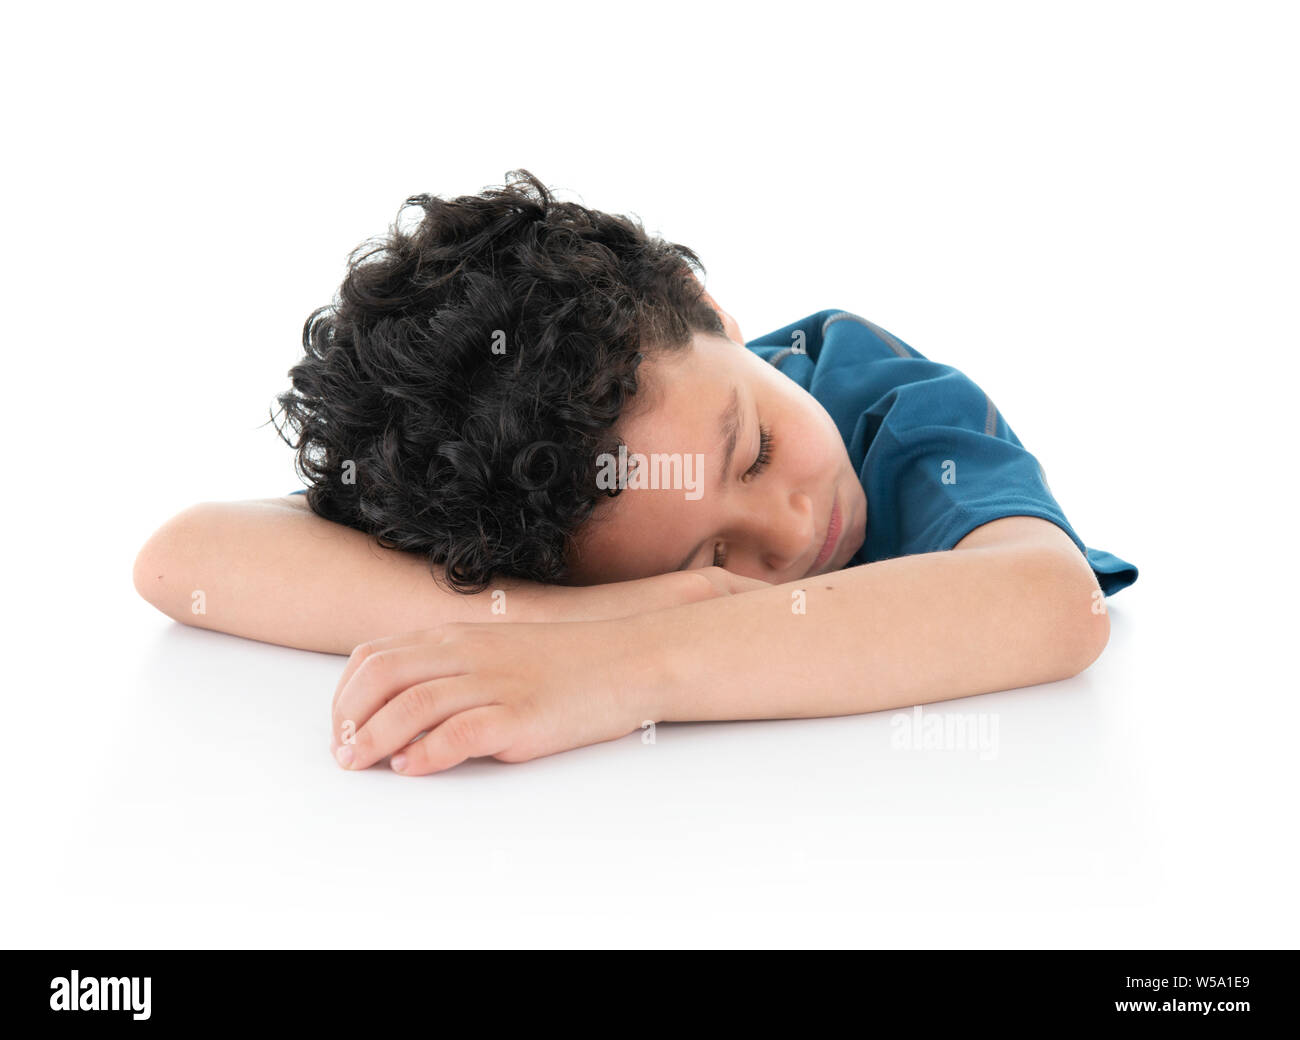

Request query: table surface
[{"left": 7, "top": 566, "right": 1295, "bottom": 947}]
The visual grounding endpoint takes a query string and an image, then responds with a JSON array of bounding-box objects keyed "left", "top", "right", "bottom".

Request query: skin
[
  {"left": 133, "top": 291, "right": 1112, "bottom": 776},
  {"left": 564, "top": 324, "right": 869, "bottom": 586},
  {"left": 328, "top": 512, "right": 1109, "bottom": 775}
]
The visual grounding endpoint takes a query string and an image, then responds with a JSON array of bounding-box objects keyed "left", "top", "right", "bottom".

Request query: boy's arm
[
  {"left": 647, "top": 515, "right": 1110, "bottom": 722},
  {"left": 328, "top": 515, "right": 1113, "bottom": 774},
  {"left": 132, "top": 496, "right": 758, "bottom": 655}
]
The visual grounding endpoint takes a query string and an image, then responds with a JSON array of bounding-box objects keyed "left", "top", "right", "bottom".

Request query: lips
[{"left": 810, "top": 497, "right": 842, "bottom": 572}]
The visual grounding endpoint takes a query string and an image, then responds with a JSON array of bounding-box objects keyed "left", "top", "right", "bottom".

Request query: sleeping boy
[{"left": 133, "top": 169, "right": 1138, "bottom": 775}]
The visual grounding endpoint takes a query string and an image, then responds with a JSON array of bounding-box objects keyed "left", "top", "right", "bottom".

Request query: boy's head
[{"left": 275, "top": 170, "right": 866, "bottom": 593}]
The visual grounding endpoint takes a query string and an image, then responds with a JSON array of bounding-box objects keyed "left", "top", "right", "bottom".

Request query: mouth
[{"left": 809, "top": 495, "right": 842, "bottom": 573}]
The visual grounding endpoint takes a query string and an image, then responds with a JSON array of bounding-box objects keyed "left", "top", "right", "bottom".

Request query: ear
[{"left": 698, "top": 288, "right": 745, "bottom": 345}]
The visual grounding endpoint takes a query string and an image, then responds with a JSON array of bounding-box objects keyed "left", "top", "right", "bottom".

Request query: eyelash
[
  {"left": 712, "top": 423, "right": 774, "bottom": 566},
  {"left": 746, "top": 424, "right": 774, "bottom": 480}
]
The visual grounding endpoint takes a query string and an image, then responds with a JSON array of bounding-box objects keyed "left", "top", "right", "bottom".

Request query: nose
[{"left": 758, "top": 489, "right": 814, "bottom": 573}]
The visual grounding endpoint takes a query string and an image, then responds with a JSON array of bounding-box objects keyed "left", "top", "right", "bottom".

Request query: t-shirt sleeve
[
  {"left": 749, "top": 310, "right": 1138, "bottom": 597},
  {"left": 861, "top": 342, "right": 1137, "bottom": 596}
]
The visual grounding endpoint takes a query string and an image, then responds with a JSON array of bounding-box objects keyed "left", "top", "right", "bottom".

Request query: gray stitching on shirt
[
  {"left": 767, "top": 346, "right": 795, "bottom": 370},
  {"left": 822, "top": 311, "right": 911, "bottom": 358},
  {"left": 984, "top": 393, "right": 1051, "bottom": 489},
  {"left": 819, "top": 312, "right": 1043, "bottom": 488}
]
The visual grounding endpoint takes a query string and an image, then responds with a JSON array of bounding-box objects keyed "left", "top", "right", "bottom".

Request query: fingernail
[
  {"left": 335, "top": 744, "right": 354, "bottom": 767},
  {"left": 391, "top": 753, "right": 407, "bottom": 773}
]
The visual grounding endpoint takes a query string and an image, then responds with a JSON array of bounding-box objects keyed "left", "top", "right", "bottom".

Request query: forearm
[
  {"left": 642, "top": 542, "right": 1109, "bottom": 722},
  {"left": 134, "top": 497, "right": 524, "bottom": 654},
  {"left": 132, "top": 497, "right": 712, "bottom": 655}
]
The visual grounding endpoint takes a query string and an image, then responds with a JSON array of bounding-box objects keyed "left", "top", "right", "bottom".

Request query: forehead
[{"left": 568, "top": 334, "right": 742, "bottom": 582}]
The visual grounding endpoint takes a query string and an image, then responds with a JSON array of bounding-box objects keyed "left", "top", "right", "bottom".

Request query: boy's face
[{"left": 566, "top": 331, "right": 868, "bottom": 585}]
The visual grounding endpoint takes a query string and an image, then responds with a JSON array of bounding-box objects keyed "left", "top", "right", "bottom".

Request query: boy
[{"left": 133, "top": 170, "right": 1138, "bottom": 776}]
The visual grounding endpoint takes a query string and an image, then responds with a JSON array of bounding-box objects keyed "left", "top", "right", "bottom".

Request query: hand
[
  {"left": 557, "top": 566, "right": 771, "bottom": 622},
  {"left": 329, "top": 618, "right": 663, "bottom": 775},
  {"left": 690, "top": 565, "right": 772, "bottom": 598}
]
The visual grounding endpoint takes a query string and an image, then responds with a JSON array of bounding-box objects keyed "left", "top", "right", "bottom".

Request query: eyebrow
[{"left": 674, "top": 385, "right": 741, "bottom": 571}]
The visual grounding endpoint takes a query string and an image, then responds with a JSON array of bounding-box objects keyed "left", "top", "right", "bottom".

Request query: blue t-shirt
[{"left": 744, "top": 308, "right": 1137, "bottom": 596}]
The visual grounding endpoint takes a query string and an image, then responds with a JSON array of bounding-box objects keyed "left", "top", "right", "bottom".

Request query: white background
[{"left": 2, "top": 0, "right": 1296, "bottom": 947}]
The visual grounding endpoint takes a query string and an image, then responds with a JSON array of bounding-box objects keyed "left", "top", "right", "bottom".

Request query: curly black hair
[{"left": 271, "top": 169, "right": 725, "bottom": 593}]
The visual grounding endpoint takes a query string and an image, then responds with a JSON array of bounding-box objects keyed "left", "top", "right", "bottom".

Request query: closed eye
[
  {"left": 712, "top": 423, "right": 775, "bottom": 565},
  {"left": 745, "top": 423, "right": 773, "bottom": 480}
]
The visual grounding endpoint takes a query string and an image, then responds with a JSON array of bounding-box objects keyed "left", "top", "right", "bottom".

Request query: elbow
[
  {"left": 132, "top": 504, "right": 208, "bottom": 624},
  {"left": 1042, "top": 550, "right": 1112, "bottom": 678},
  {"left": 1064, "top": 598, "right": 1110, "bottom": 677}
]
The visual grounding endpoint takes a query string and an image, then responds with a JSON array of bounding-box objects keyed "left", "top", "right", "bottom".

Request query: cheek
[{"left": 785, "top": 397, "right": 846, "bottom": 469}]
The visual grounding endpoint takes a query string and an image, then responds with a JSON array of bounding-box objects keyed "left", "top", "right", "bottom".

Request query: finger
[
  {"left": 331, "top": 627, "right": 444, "bottom": 716},
  {"left": 340, "top": 674, "right": 486, "bottom": 770},
  {"left": 331, "top": 631, "right": 453, "bottom": 747},
  {"left": 333, "top": 644, "right": 378, "bottom": 716},
  {"left": 390, "top": 704, "right": 516, "bottom": 776}
]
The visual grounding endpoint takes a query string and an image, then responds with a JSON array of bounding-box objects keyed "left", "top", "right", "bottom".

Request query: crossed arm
[
  {"left": 131, "top": 495, "right": 764, "bottom": 653},
  {"left": 134, "top": 499, "right": 1108, "bottom": 773}
]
